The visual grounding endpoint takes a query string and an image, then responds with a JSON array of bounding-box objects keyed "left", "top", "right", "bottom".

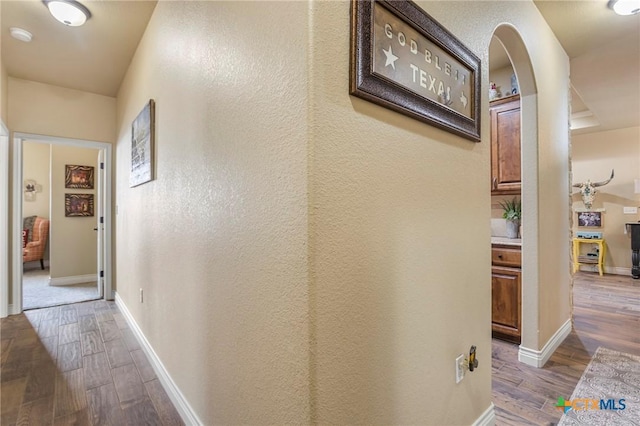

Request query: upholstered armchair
[{"left": 23, "top": 217, "right": 49, "bottom": 270}]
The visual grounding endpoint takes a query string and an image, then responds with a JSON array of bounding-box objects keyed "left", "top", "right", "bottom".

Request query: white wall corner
[
  {"left": 115, "top": 292, "right": 202, "bottom": 426},
  {"left": 9, "top": 304, "right": 22, "bottom": 316},
  {"left": 472, "top": 403, "right": 496, "bottom": 426},
  {"left": 518, "top": 319, "right": 571, "bottom": 367}
]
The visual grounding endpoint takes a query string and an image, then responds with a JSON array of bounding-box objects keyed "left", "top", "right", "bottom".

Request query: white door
[{"left": 97, "top": 149, "right": 104, "bottom": 298}]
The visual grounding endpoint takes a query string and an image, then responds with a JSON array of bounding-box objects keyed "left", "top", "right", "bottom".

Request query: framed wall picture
[
  {"left": 65, "top": 193, "right": 94, "bottom": 217},
  {"left": 130, "top": 99, "right": 156, "bottom": 187},
  {"left": 65, "top": 165, "right": 94, "bottom": 189},
  {"left": 350, "top": 0, "right": 481, "bottom": 141},
  {"left": 577, "top": 211, "right": 602, "bottom": 228}
]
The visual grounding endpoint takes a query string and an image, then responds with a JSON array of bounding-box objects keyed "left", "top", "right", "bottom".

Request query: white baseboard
[
  {"left": 8, "top": 304, "right": 20, "bottom": 316},
  {"left": 519, "top": 319, "right": 571, "bottom": 368},
  {"left": 578, "top": 265, "right": 632, "bottom": 276},
  {"left": 49, "top": 274, "right": 97, "bottom": 286},
  {"left": 472, "top": 403, "right": 495, "bottom": 426},
  {"left": 115, "top": 293, "right": 202, "bottom": 425}
]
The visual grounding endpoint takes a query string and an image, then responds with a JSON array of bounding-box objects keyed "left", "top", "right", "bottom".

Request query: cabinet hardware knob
[{"left": 498, "top": 255, "right": 503, "bottom": 258}]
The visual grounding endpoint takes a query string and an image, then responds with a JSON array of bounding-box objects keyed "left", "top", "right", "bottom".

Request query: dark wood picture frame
[
  {"left": 577, "top": 211, "right": 602, "bottom": 228},
  {"left": 130, "top": 99, "right": 155, "bottom": 187},
  {"left": 65, "top": 165, "right": 94, "bottom": 189},
  {"left": 350, "top": 0, "right": 481, "bottom": 141},
  {"left": 65, "top": 193, "right": 94, "bottom": 217}
]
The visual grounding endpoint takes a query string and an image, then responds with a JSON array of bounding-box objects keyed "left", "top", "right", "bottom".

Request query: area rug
[
  {"left": 23, "top": 268, "right": 99, "bottom": 310},
  {"left": 558, "top": 347, "right": 640, "bottom": 425}
]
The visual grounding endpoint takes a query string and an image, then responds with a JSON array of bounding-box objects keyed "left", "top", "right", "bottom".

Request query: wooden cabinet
[
  {"left": 491, "top": 244, "right": 521, "bottom": 343},
  {"left": 490, "top": 95, "right": 521, "bottom": 195}
]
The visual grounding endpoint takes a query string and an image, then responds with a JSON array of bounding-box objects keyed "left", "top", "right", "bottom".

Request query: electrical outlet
[
  {"left": 456, "top": 354, "right": 466, "bottom": 384},
  {"left": 140, "top": 288, "right": 143, "bottom": 303},
  {"left": 623, "top": 207, "right": 638, "bottom": 214}
]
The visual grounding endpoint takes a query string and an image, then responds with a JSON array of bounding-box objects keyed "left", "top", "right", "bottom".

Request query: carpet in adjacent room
[{"left": 22, "top": 268, "right": 99, "bottom": 310}]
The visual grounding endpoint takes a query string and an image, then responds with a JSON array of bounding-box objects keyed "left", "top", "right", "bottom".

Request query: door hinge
[
  {"left": 100, "top": 216, "right": 104, "bottom": 224},
  {"left": 100, "top": 162, "right": 104, "bottom": 169},
  {"left": 100, "top": 271, "right": 104, "bottom": 278}
]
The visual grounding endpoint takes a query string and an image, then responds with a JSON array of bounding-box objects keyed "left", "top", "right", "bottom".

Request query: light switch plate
[
  {"left": 455, "top": 354, "right": 465, "bottom": 384},
  {"left": 623, "top": 207, "right": 638, "bottom": 214}
]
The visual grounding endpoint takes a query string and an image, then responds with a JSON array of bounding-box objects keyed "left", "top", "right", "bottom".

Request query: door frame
[
  {"left": 10, "top": 132, "right": 112, "bottom": 314},
  {"left": 0, "top": 121, "right": 9, "bottom": 318}
]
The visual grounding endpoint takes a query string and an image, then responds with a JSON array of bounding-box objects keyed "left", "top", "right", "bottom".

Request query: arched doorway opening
[{"left": 489, "top": 24, "right": 544, "bottom": 364}]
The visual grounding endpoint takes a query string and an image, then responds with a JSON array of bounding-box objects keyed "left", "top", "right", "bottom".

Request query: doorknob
[{"left": 93, "top": 227, "right": 98, "bottom": 231}]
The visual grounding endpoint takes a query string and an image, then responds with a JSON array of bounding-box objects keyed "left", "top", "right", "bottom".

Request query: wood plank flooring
[
  {"left": 1, "top": 300, "right": 183, "bottom": 426},
  {"left": 492, "top": 272, "right": 640, "bottom": 425},
  {"left": 2, "top": 273, "right": 637, "bottom": 425}
]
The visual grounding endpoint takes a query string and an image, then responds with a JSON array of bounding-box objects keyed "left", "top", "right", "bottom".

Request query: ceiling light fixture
[
  {"left": 42, "top": 0, "right": 92, "bottom": 27},
  {"left": 608, "top": 0, "right": 640, "bottom": 15},
  {"left": 10, "top": 27, "right": 33, "bottom": 43}
]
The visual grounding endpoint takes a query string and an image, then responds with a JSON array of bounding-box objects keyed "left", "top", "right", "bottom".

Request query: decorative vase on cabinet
[{"left": 506, "top": 220, "right": 519, "bottom": 239}]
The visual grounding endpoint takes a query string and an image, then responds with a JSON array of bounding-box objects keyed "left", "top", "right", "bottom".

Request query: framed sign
[
  {"left": 350, "top": 0, "right": 481, "bottom": 141},
  {"left": 130, "top": 99, "right": 155, "bottom": 187}
]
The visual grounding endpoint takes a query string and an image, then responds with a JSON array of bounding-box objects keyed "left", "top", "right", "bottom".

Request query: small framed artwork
[
  {"left": 577, "top": 211, "right": 602, "bottom": 227},
  {"left": 65, "top": 165, "right": 94, "bottom": 189},
  {"left": 65, "top": 194, "right": 94, "bottom": 217},
  {"left": 24, "top": 179, "right": 37, "bottom": 201},
  {"left": 130, "top": 99, "right": 156, "bottom": 187}
]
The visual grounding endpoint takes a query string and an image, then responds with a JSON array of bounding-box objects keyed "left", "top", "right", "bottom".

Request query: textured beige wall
[
  {"left": 572, "top": 127, "right": 640, "bottom": 272},
  {"left": 22, "top": 142, "right": 51, "bottom": 220},
  {"left": 115, "top": 2, "right": 310, "bottom": 424},
  {"left": 7, "top": 78, "right": 116, "bottom": 143},
  {"left": 49, "top": 145, "right": 99, "bottom": 279},
  {"left": 0, "top": 0, "right": 6, "bottom": 125},
  {"left": 114, "top": 1, "right": 570, "bottom": 424},
  {"left": 310, "top": 1, "right": 569, "bottom": 423},
  {"left": 1, "top": 58, "right": 7, "bottom": 125}
]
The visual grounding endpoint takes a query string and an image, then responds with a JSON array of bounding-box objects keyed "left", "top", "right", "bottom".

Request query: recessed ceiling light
[
  {"left": 42, "top": 0, "right": 92, "bottom": 27},
  {"left": 608, "top": 0, "right": 640, "bottom": 15},
  {"left": 10, "top": 27, "right": 33, "bottom": 43}
]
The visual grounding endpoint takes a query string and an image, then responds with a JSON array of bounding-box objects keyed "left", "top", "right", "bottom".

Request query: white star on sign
[{"left": 383, "top": 46, "right": 398, "bottom": 70}]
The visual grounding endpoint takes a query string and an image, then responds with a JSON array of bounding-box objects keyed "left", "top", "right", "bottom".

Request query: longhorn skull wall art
[{"left": 573, "top": 169, "right": 614, "bottom": 210}]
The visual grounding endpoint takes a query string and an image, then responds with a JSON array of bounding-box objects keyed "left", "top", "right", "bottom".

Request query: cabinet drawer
[{"left": 492, "top": 246, "right": 521, "bottom": 267}]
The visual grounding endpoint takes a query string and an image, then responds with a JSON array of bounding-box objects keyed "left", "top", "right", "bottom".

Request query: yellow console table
[{"left": 572, "top": 238, "right": 606, "bottom": 276}]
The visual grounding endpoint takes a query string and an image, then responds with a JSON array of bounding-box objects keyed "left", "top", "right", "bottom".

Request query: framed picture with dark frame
[
  {"left": 350, "top": 0, "right": 481, "bottom": 141},
  {"left": 65, "top": 194, "right": 94, "bottom": 217},
  {"left": 65, "top": 165, "right": 94, "bottom": 189},
  {"left": 577, "top": 211, "right": 602, "bottom": 228},
  {"left": 130, "top": 99, "right": 156, "bottom": 187}
]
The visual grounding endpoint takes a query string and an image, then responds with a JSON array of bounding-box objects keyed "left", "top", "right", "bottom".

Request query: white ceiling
[
  {"left": 2, "top": 1, "right": 639, "bottom": 134},
  {"left": 491, "top": 0, "right": 640, "bottom": 135},
  {"left": 1, "top": 0, "right": 157, "bottom": 97}
]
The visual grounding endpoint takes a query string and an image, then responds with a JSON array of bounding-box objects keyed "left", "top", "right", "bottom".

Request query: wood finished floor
[
  {"left": 2, "top": 273, "right": 638, "bottom": 425},
  {"left": 493, "top": 272, "right": 640, "bottom": 425},
  {"left": 1, "top": 300, "right": 184, "bottom": 426}
]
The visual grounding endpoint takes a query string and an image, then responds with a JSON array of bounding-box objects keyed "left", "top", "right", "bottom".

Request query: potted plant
[{"left": 499, "top": 197, "right": 521, "bottom": 239}]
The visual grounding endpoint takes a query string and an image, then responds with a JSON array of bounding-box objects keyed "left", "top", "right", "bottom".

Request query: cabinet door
[
  {"left": 490, "top": 97, "right": 521, "bottom": 194},
  {"left": 491, "top": 265, "right": 521, "bottom": 343}
]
